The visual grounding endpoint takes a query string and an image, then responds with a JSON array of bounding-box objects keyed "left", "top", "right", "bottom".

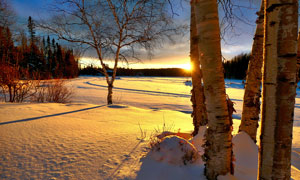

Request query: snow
[
  {"left": 232, "top": 132, "right": 258, "bottom": 180},
  {"left": 0, "top": 76, "right": 300, "bottom": 179}
]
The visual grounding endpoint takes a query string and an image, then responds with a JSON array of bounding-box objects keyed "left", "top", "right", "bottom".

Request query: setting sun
[{"left": 180, "top": 63, "right": 192, "bottom": 71}]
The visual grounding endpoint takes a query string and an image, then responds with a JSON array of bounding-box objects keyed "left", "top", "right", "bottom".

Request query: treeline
[
  {"left": 223, "top": 53, "right": 300, "bottom": 80},
  {"left": 79, "top": 66, "right": 191, "bottom": 77},
  {"left": 223, "top": 53, "right": 250, "bottom": 80},
  {"left": 0, "top": 16, "right": 79, "bottom": 79}
]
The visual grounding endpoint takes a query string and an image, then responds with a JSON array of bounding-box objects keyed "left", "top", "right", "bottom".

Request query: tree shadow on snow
[
  {"left": 0, "top": 105, "right": 106, "bottom": 126},
  {"left": 107, "top": 105, "right": 128, "bottom": 109},
  {"left": 85, "top": 81, "right": 190, "bottom": 98}
]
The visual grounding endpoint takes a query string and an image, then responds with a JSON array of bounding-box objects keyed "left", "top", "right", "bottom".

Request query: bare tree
[
  {"left": 0, "top": 0, "right": 15, "bottom": 27},
  {"left": 39, "top": 0, "right": 183, "bottom": 104}
]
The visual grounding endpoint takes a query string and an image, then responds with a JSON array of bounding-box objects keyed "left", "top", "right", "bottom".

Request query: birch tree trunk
[
  {"left": 238, "top": 2, "right": 264, "bottom": 142},
  {"left": 193, "top": 0, "right": 233, "bottom": 178},
  {"left": 272, "top": 0, "right": 298, "bottom": 178},
  {"left": 259, "top": 0, "right": 298, "bottom": 179},
  {"left": 190, "top": 2, "right": 207, "bottom": 136}
]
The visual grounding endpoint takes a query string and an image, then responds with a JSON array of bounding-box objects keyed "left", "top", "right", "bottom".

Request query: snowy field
[{"left": 0, "top": 76, "right": 300, "bottom": 179}]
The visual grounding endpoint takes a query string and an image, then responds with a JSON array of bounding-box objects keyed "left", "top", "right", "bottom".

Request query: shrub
[
  {"left": 31, "top": 79, "right": 73, "bottom": 103},
  {"left": 0, "top": 64, "right": 37, "bottom": 102},
  {"left": 0, "top": 63, "right": 73, "bottom": 103}
]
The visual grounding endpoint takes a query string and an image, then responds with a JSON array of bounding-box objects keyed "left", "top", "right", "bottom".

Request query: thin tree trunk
[
  {"left": 107, "top": 83, "right": 113, "bottom": 105},
  {"left": 190, "top": 2, "right": 207, "bottom": 136},
  {"left": 259, "top": 0, "right": 298, "bottom": 179},
  {"left": 238, "top": 2, "right": 264, "bottom": 142},
  {"left": 193, "top": 0, "right": 233, "bottom": 178}
]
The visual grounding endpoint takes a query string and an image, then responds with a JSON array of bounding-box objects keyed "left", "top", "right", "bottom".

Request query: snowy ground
[{"left": 0, "top": 76, "right": 300, "bottom": 179}]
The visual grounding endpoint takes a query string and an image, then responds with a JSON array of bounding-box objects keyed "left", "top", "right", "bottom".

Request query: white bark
[
  {"left": 194, "top": 0, "right": 233, "bottom": 178},
  {"left": 239, "top": 2, "right": 264, "bottom": 142},
  {"left": 190, "top": 2, "right": 207, "bottom": 136},
  {"left": 259, "top": 0, "right": 298, "bottom": 179}
]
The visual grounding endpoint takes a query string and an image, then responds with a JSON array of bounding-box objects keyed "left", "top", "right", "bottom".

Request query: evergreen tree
[
  {"left": 56, "top": 43, "right": 64, "bottom": 77},
  {"left": 27, "top": 16, "right": 35, "bottom": 45},
  {"left": 223, "top": 53, "right": 250, "bottom": 79},
  {"left": 0, "top": 26, "right": 15, "bottom": 65}
]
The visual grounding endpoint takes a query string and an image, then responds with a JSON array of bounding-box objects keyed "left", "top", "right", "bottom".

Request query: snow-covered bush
[{"left": 149, "top": 135, "right": 200, "bottom": 165}]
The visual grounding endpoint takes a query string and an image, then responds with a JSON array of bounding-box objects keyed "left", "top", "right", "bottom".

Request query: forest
[{"left": 0, "top": 16, "right": 79, "bottom": 80}]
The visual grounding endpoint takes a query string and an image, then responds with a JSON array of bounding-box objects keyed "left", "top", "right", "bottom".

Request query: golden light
[{"left": 180, "top": 63, "right": 192, "bottom": 71}]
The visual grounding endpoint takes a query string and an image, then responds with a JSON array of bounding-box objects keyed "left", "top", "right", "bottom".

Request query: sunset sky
[{"left": 10, "top": 0, "right": 260, "bottom": 69}]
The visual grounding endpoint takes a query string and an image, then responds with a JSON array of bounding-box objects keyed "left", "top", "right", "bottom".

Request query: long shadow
[
  {"left": 0, "top": 105, "right": 106, "bottom": 126},
  {"left": 86, "top": 81, "right": 191, "bottom": 98},
  {"left": 107, "top": 140, "right": 143, "bottom": 179}
]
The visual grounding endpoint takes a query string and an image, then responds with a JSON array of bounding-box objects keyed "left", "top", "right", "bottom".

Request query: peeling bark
[
  {"left": 190, "top": 2, "right": 207, "bottom": 136},
  {"left": 239, "top": 2, "right": 264, "bottom": 143},
  {"left": 193, "top": 0, "right": 233, "bottom": 178},
  {"left": 259, "top": 0, "right": 298, "bottom": 179},
  {"left": 272, "top": 0, "right": 298, "bottom": 178}
]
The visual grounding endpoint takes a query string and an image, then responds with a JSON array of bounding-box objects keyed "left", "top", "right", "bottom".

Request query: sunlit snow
[{"left": 0, "top": 76, "right": 300, "bottom": 179}]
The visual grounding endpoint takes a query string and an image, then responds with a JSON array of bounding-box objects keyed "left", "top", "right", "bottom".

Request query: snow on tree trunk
[
  {"left": 107, "top": 83, "right": 113, "bottom": 105},
  {"left": 259, "top": 0, "right": 298, "bottom": 179},
  {"left": 239, "top": 2, "right": 264, "bottom": 143},
  {"left": 193, "top": 0, "right": 233, "bottom": 178},
  {"left": 190, "top": 2, "right": 207, "bottom": 136}
]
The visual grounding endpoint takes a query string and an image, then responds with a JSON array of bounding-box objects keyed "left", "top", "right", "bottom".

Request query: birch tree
[
  {"left": 238, "top": 2, "right": 264, "bottom": 142},
  {"left": 40, "top": 0, "right": 182, "bottom": 104},
  {"left": 259, "top": 0, "right": 298, "bottom": 179},
  {"left": 193, "top": 0, "right": 233, "bottom": 178},
  {"left": 190, "top": 1, "right": 207, "bottom": 136}
]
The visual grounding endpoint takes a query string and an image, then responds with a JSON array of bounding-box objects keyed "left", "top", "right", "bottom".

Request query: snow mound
[
  {"left": 218, "top": 173, "right": 238, "bottom": 180},
  {"left": 137, "top": 135, "right": 205, "bottom": 180},
  {"left": 150, "top": 135, "right": 199, "bottom": 165},
  {"left": 189, "top": 126, "right": 206, "bottom": 155},
  {"left": 233, "top": 131, "right": 258, "bottom": 180}
]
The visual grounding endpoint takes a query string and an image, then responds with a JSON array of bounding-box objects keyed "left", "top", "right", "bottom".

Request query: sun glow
[{"left": 180, "top": 63, "right": 192, "bottom": 71}]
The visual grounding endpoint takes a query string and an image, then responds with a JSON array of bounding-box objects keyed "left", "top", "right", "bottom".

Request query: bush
[
  {"left": 0, "top": 64, "right": 36, "bottom": 102},
  {"left": 31, "top": 79, "right": 73, "bottom": 103},
  {"left": 0, "top": 63, "right": 73, "bottom": 103}
]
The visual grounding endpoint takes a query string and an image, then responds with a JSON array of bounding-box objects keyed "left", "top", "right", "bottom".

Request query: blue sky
[{"left": 10, "top": 0, "right": 260, "bottom": 69}]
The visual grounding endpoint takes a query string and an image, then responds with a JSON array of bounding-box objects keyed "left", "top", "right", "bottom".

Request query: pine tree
[{"left": 27, "top": 16, "right": 35, "bottom": 45}]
